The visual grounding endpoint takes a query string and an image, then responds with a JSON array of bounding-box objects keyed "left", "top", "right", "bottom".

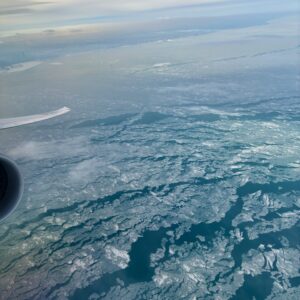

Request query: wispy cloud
[
  {"left": 0, "top": 0, "right": 223, "bottom": 13},
  {"left": 0, "top": 0, "right": 297, "bottom": 37},
  {"left": 0, "top": 0, "right": 225, "bottom": 35}
]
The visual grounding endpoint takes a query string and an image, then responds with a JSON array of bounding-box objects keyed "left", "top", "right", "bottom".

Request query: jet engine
[{"left": 0, "top": 156, "right": 23, "bottom": 221}]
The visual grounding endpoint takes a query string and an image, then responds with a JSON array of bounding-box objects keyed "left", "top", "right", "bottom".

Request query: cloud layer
[
  {"left": 0, "top": 0, "right": 225, "bottom": 35},
  {"left": 0, "top": 0, "right": 297, "bottom": 37}
]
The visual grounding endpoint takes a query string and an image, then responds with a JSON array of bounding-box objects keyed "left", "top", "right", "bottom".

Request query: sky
[
  {"left": 1, "top": 0, "right": 299, "bottom": 37},
  {"left": 0, "top": 0, "right": 225, "bottom": 33}
]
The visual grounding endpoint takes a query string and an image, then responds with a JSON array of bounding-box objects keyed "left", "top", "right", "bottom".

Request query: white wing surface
[{"left": 0, "top": 107, "right": 70, "bottom": 129}]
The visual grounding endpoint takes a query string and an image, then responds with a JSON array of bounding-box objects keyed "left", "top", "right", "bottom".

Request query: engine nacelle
[{"left": 0, "top": 156, "right": 23, "bottom": 221}]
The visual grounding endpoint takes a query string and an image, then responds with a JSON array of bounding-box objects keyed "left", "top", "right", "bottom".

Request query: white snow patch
[
  {"left": 153, "top": 62, "right": 171, "bottom": 68},
  {"left": 154, "top": 272, "right": 171, "bottom": 286},
  {"left": 105, "top": 246, "right": 130, "bottom": 269}
]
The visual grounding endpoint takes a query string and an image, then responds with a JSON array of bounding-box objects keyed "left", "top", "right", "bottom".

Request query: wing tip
[
  {"left": 59, "top": 106, "right": 71, "bottom": 114},
  {"left": 0, "top": 106, "right": 71, "bottom": 130}
]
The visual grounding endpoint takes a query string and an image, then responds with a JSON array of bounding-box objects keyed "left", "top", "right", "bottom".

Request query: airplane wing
[{"left": 0, "top": 107, "right": 70, "bottom": 129}]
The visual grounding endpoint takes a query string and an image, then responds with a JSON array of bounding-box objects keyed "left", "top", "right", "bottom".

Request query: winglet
[{"left": 0, "top": 107, "right": 71, "bottom": 129}]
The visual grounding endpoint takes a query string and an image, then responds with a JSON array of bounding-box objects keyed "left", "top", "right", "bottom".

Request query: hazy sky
[
  {"left": 0, "top": 0, "right": 224, "bottom": 32},
  {"left": 0, "top": 0, "right": 224, "bottom": 15},
  {"left": 1, "top": 0, "right": 298, "bottom": 35}
]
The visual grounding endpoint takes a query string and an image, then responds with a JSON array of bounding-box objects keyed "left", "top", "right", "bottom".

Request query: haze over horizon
[{"left": 0, "top": 0, "right": 298, "bottom": 36}]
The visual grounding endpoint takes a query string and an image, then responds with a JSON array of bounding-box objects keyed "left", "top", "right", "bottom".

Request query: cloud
[
  {"left": 0, "top": 0, "right": 297, "bottom": 37},
  {"left": 54, "top": 0, "right": 223, "bottom": 13},
  {"left": 0, "top": 8, "right": 32, "bottom": 15},
  {"left": 8, "top": 137, "right": 88, "bottom": 161},
  {"left": 0, "top": 0, "right": 225, "bottom": 35},
  {"left": 0, "top": 0, "right": 224, "bottom": 15},
  {"left": 0, "top": 1, "right": 52, "bottom": 11}
]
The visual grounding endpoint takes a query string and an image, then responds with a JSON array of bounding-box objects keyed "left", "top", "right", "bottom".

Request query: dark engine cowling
[{"left": 0, "top": 156, "right": 23, "bottom": 221}]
